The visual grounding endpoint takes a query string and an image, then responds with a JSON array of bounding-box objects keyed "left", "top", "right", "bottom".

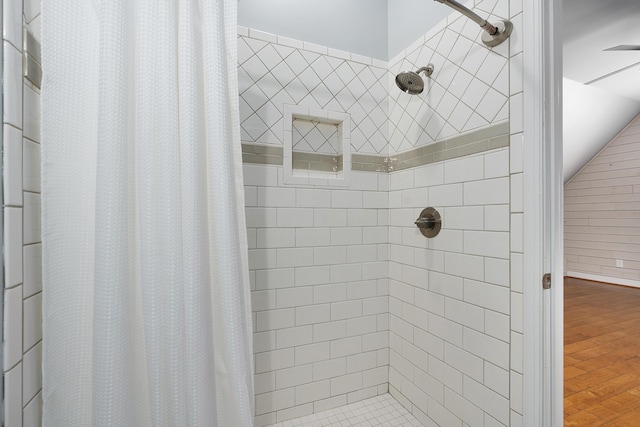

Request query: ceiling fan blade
[{"left": 604, "top": 45, "right": 640, "bottom": 51}]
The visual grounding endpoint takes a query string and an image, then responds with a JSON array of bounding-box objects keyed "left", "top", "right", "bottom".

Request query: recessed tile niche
[{"left": 283, "top": 105, "right": 350, "bottom": 186}]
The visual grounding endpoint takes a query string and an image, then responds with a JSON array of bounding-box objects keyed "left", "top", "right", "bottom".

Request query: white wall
[
  {"left": 565, "top": 113, "right": 640, "bottom": 287},
  {"left": 238, "top": 0, "right": 389, "bottom": 60},
  {"left": 387, "top": 0, "right": 450, "bottom": 59},
  {"left": 238, "top": 0, "right": 456, "bottom": 60},
  {"left": 3, "top": 0, "right": 43, "bottom": 425},
  {"left": 383, "top": 2, "right": 523, "bottom": 422},
  {"left": 388, "top": 147, "right": 513, "bottom": 426},
  {"left": 563, "top": 79, "right": 640, "bottom": 182},
  {"left": 246, "top": 165, "right": 391, "bottom": 426}
]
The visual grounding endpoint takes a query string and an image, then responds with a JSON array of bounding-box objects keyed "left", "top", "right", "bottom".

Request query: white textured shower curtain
[{"left": 41, "top": 0, "right": 254, "bottom": 425}]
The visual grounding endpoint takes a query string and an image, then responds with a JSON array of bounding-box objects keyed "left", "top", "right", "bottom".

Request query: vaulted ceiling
[{"left": 563, "top": 0, "right": 640, "bottom": 181}]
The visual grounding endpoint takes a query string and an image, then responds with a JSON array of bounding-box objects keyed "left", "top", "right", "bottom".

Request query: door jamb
[{"left": 522, "top": 0, "right": 563, "bottom": 425}]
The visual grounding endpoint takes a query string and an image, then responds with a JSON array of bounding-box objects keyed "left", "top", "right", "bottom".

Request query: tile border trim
[{"left": 242, "top": 121, "right": 509, "bottom": 172}]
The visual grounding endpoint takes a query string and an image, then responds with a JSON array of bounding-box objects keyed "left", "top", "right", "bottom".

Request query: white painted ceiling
[
  {"left": 564, "top": 0, "right": 640, "bottom": 99},
  {"left": 563, "top": 0, "right": 640, "bottom": 181}
]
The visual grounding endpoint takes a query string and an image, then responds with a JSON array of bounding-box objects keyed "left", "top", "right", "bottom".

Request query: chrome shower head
[
  {"left": 395, "top": 64, "right": 434, "bottom": 95},
  {"left": 395, "top": 71, "right": 424, "bottom": 95}
]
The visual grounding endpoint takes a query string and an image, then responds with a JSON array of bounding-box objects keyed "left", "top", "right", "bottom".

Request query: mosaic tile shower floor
[{"left": 267, "top": 394, "right": 424, "bottom": 427}]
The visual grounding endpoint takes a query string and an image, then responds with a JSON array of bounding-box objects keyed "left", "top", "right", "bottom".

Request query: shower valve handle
[
  {"left": 414, "top": 207, "right": 442, "bottom": 238},
  {"left": 415, "top": 217, "right": 437, "bottom": 229}
]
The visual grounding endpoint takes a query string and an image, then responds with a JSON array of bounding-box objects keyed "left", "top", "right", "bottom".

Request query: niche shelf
[{"left": 283, "top": 104, "right": 351, "bottom": 187}]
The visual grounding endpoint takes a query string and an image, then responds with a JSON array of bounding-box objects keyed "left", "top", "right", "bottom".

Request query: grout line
[
  {"left": 3, "top": 358, "right": 22, "bottom": 374},
  {"left": 22, "top": 388, "right": 42, "bottom": 410},
  {"left": 3, "top": 122, "right": 23, "bottom": 132},
  {"left": 22, "top": 336, "right": 42, "bottom": 356},
  {"left": 23, "top": 135, "right": 41, "bottom": 145}
]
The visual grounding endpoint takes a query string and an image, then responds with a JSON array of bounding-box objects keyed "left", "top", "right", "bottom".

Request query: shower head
[
  {"left": 395, "top": 71, "right": 424, "bottom": 95},
  {"left": 395, "top": 64, "right": 434, "bottom": 95}
]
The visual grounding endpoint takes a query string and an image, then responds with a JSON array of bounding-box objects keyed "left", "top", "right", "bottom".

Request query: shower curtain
[{"left": 41, "top": 0, "right": 254, "bottom": 425}]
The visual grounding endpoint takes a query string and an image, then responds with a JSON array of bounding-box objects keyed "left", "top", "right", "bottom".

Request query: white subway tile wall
[
  {"left": 388, "top": 147, "right": 512, "bottom": 426},
  {"left": 248, "top": 165, "right": 391, "bottom": 426},
  {"left": 3, "top": 0, "right": 43, "bottom": 425}
]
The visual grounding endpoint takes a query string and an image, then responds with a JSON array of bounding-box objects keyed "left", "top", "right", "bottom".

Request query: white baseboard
[{"left": 566, "top": 271, "right": 640, "bottom": 289}]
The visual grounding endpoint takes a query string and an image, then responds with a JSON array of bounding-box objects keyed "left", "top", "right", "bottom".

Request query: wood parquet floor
[{"left": 565, "top": 277, "right": 640, "bottom": 426}]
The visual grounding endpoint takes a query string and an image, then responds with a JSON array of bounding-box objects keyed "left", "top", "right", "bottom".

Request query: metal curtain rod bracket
[{"left": 434, "top": 0, "right": 513, "bottom": 47}]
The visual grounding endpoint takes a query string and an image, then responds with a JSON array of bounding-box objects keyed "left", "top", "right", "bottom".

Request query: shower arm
[
  {"left": 416, "top": 64, "right": 435, "bottom": 76},
  {"left": 435, "top": 0, "right": 497, "bottom": 34},
  {"left": 434, "top": 0, "right": 513, "bottom": 47}
]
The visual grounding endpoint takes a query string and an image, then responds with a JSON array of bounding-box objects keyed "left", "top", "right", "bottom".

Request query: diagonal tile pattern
[
  {"left": 239, "top": 32, "right": 390, "bottom": 155},
  {"left": 239, "top": 4, "right": 509, "bottom": 158},
  {"left": 292, "top": 119, "right": 340, "bottom": 155},
  {"left": 388, "top": 1, "right": 510, "bottom": 154}
]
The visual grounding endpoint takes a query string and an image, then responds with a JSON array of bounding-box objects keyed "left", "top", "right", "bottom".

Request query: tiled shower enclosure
[
  {"left": 0, "top": 0, "right": 525, "bottom": 426},
  {"left": 240, "top": 0, "right": 525, "bottom": 425}
]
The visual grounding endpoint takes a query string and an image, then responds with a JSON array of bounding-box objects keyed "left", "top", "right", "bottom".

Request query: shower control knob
[
  {"left": 415, "top": 207, "right": 442, "bottom": 238},
  {"left": 415, "top": 217, "right": 436, "bottom": 228}
]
